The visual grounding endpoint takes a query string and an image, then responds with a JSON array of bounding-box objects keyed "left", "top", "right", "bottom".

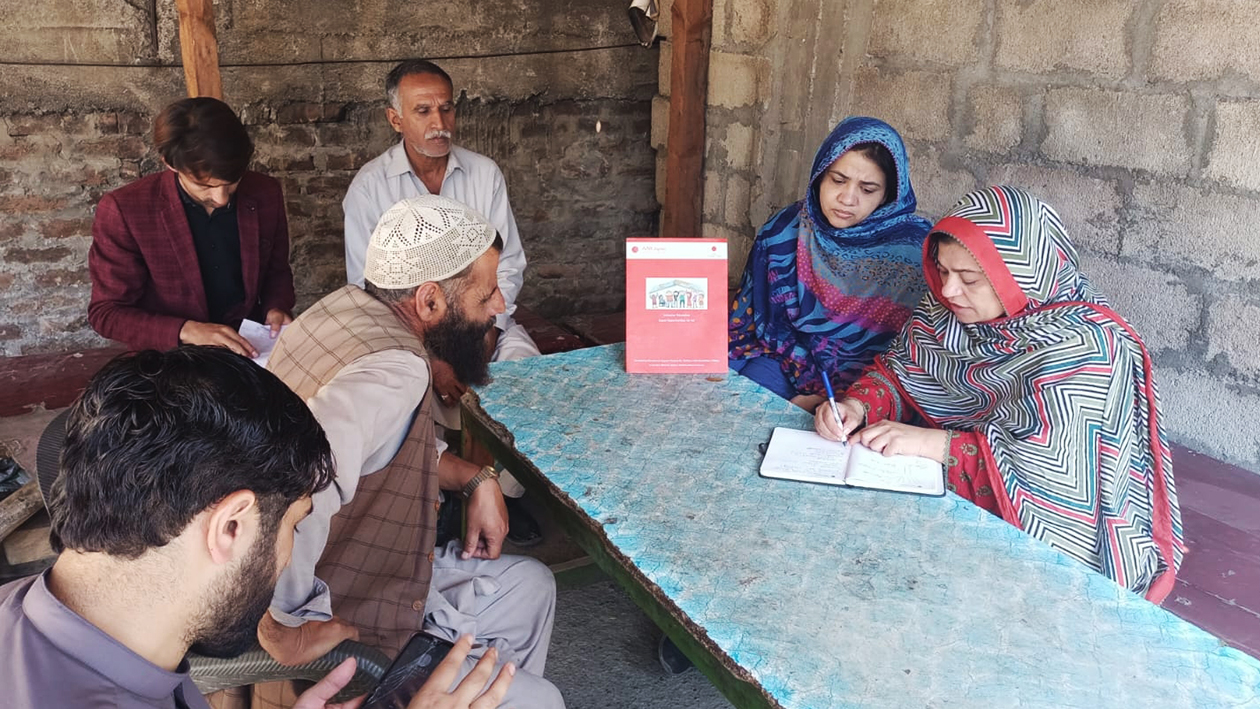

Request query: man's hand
[
  {"left": 179, "top": 320, "right": 258, "bottom": 358},
  {"left": 430, "top": 357, "right": 467, "bottom": 407},
  {"left": 855, "top": 421, "right": 949, "bottom": 462},
  {"left": 265, "top": 307, "right": 293, "bottom": 337},
  {"left": 292, "top": 657, "right": 365, "bottom": 709},
  {"left": 407, "top": 636, "right": 515, "bottom": 709},
  {"left": 258, "top": 611, "right": 360, "bottom": 667},
  {"left": 290, "top": 637, "right": 515, "bottom": 709},
  {"left": 462, "top": 478, "right": 508, "bottom": 561}
]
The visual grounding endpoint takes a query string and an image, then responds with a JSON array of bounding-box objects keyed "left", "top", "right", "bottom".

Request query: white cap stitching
[{"left": 363, "top": 195, "right": 496, "bottom": 289}]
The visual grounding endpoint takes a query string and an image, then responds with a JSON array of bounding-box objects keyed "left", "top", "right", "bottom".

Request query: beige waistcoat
[{"left": 268, "top": 285, "right": 441, "bottom": 656}]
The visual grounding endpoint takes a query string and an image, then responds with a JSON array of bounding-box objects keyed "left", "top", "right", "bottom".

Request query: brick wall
[
  {"left": 0, "top": 0, "right": 657, "bottom": 356},
  {"left": 654, "top": 0, "right": 1260, "bottom": 472}
]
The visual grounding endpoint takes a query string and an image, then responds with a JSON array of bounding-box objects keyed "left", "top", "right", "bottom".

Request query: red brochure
[{"left": 625, "top": 238, "right": 728, "bottom": 374}]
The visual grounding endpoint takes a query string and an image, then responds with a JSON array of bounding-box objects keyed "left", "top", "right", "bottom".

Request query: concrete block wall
[
  {"left": 651, "top": 0, "right": 1260, "bottom": 472},
  {"left": 0, "top": 0, "right": 658, "bottom": 356}
]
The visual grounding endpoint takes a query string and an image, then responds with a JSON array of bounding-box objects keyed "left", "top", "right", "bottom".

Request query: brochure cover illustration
[{"left": 625, "top": 238, "right": 728, "bottom": 374}]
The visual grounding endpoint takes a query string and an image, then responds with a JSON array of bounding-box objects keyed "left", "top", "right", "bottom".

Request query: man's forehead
[
  {"left": 400, "top": 74, "right": 453, "bottom": 102},
  {"left": 466, "top": 251, "right": 501, "bottom": 293},
  {"left": 182, "top": 172, "right": 236, "bottom": 188}
]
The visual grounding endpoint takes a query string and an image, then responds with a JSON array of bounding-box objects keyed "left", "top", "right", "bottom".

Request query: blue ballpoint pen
[{"left": 820, "top": 369, "right": 844, "bottom": 431}]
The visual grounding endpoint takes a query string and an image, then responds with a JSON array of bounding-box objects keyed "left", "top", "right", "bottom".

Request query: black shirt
[{"left": 176, "top": 180, "right": 246, "bottom": 325}]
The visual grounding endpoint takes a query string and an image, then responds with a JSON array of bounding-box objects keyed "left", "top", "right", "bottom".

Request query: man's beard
[
  {"left": 426, "top": 299, "right": 495, "bottom": 388},
  {"left": 187, "top": 527, "right": 280, "bottom": 658}
]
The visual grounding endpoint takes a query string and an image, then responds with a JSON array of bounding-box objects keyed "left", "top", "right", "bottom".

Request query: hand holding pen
[{"left": 814, "top": 373, "right": 865, "bottom": 443}]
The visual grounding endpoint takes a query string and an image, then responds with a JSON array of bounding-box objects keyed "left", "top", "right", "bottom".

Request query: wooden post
[
  {"left": 661, "top": 0, "right": 713, "bottom": 238},
  {"left": 174, "top": 0, "right": 223, "bottom": 99}
]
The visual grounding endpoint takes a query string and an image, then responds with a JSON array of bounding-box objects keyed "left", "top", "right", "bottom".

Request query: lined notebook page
[
  {"left": 842, "top": 442, "right": 944, "bottom": 495},
  {"left": 759, "top": 427, "right": 852, "bottom": 483}
]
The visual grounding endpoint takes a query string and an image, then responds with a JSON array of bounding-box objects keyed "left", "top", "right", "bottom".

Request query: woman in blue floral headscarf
[{"left": 729, "top": 117, "right": 931, "bottom": 409}]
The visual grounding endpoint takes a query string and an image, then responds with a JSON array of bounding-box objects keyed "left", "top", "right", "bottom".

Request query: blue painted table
[{"left": 464, "top": 344, "right": 1260, "bottom": 709}]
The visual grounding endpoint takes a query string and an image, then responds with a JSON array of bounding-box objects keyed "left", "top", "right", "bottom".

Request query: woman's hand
[
  {"left": 854, "top": 421, "right": 949, "bottom": 462},
  {"left": 814, "top": 397, "right": 865, "bottom": 442}
]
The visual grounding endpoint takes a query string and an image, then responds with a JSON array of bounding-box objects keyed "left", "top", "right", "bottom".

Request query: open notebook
[{"left": 759, "top": 427, "right": 946, "bottom": 496}]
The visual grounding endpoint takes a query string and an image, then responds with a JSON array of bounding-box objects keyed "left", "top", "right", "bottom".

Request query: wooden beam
[
  {"left": 661, "top": 0, "right": 713, "bottom": 238},
  {"left": 174, "top": 0, "right": 223, "bottom": 99}
]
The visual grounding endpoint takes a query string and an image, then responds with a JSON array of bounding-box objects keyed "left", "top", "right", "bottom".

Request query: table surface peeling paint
[{"left": 477, "top": 345, "right": 1260, "bottom": 709}]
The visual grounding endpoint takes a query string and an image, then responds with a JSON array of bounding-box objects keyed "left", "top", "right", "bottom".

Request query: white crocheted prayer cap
[{"left": 363, "top": 195, "right": 497, "bottom": 289}]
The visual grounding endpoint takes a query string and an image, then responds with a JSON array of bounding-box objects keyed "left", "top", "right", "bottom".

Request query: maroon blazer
[{"left": 88, "top": 170, "right": 296, "bottom": 351}]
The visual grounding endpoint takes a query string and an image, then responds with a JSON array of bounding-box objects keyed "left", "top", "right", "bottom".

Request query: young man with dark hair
[
  {"left": 88, "top": 97, "right": 296, "bottom": 357},
  {"left": 0, "top": 346, "right": 515, "bottom": 709}
]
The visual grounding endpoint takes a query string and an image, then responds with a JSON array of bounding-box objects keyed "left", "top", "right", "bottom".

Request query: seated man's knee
[
  {"left": 508, "top": 671, "right": 565, "bottom": 709},
  {"left": 509, "top": 555, "right": 556, "bottom": 603}
]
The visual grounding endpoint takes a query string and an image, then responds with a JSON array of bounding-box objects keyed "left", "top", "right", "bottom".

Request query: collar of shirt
[
  {"left": 174, "top": 175, "right": 236, "bottom": 216},
  {"left": 22, "top": 571, "right": 196, "bottom": 703},
  {"left": 384, "top": 140, "right": 464, "bottom": 184}
]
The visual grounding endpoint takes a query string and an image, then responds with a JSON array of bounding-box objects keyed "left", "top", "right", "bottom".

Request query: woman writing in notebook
[
  {"left": 729, "top": 117, "right": 931, "bottom": 411},
  {"left": 815, "top": 185, "right": 1184, "bottom": 602}
]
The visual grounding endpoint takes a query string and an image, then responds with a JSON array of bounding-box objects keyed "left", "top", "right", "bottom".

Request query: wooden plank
[
  {"left": 1178, "top": 476, "right": 1260, "bottom": 536},
  {"left": 174, "top": 0, "right": 223, "bottom": 99},
  {"left": 0, "top": 481, "right": 44, "bottom": 544},
  {"left": 561, "top": 312, "right": 627, "bottom": 346},
  {"left": 1165, "top": 580, "right": 1260, "bottom": 660},
  {"left": 1177, "top": 508, "right": 1260, "bottom": 611},
  {"left": 1173, "top": 443, "right": 1260, "bottom": 497},
  {"left": 512, "top": 305, "right": 587, "bottom": 356},
  {"left": 462, "top": 396, "right": 777, "bottom": 709},
  {"left": 2, "top": 522, "right": 54, "bottom": 567},
  {"left": 0, "top": 346, "right": 124, "bottom": 417},
  {"left": 660, "top": 0, "right": 713, "bottom": 238}
]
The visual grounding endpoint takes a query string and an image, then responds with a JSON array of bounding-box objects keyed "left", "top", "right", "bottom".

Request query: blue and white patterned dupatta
[{"left": 729, "top": 117, "right": 931, "bottom": 394}]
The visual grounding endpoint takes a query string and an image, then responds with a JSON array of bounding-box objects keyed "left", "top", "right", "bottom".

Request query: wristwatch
[{"left": 461, "top": 465, "right": 500, "bottom": 500}]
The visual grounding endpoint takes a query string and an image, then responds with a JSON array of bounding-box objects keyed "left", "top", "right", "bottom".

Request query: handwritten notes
[{"left": 759, "top": 427, "right": 944, "bottom": 496}]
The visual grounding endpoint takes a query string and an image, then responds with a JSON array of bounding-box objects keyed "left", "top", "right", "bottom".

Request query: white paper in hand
[{"left": 238, "top": 319, "right": 286, "bottom": 367}]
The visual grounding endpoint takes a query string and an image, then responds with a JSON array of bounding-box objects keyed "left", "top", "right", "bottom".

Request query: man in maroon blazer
[{"left": 88, "top": 97, "right": 295, "bottom": 355}]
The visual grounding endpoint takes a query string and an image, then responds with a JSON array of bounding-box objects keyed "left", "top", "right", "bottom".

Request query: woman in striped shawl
[
  {"left": 815, "top": 185, "right": 1184, "bottom": 602},
  {"left": 729, "top": 117, "right": 931, "bottom": 411}
]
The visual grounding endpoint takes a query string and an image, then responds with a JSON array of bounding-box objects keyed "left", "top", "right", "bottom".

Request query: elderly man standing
[
  {"left": 343, "top": 58, "right": 543, "bottom": 544},
  {"left": 257, "top": 196, "right": 563, "bottom": 709}
]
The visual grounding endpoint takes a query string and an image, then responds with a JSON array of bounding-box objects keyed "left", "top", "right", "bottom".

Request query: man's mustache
[{"left": 425, "top": 129, "right": 452, "bottom": 140}]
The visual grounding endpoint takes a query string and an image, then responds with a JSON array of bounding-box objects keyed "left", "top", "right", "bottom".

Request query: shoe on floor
[
  {"left": 505, "top": 496, "right": 544, "bottom": 547},
  {"left": 657, "top": 635, "right": 694, "bottom": 675}
]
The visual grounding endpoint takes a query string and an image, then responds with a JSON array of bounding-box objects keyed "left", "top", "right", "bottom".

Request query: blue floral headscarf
[{"left": 729, "top": 116, "right": 931, "bottom": 394}]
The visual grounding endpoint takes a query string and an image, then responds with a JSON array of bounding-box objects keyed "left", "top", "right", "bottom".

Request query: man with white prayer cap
[
  {"left": 254, "top": 195, "right": 564, "bottom": 709},
  {"left": 343, "top": 58, "right": 546, "bottom": 548}
]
